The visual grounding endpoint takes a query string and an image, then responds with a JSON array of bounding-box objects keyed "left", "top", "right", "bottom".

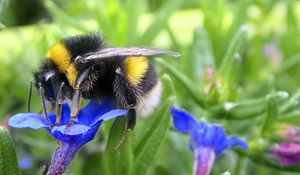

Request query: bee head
[
  {"left": 33, "top": 66, "right": 57, "bottom": 102},
  {"left": 46, "top": 34, "right": 104, "bottom": 88}
]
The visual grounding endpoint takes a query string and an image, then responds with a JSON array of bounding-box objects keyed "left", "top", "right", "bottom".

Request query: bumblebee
[{"left": 30, "top": 34, "right": 180, "bottom": 131}]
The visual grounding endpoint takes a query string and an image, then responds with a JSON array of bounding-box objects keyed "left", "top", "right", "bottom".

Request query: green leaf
[
  {"left": 125, "top": 0, "right": 140, "bottom": 45},
  {"left": 104, "top": 117, "right": 133, "bottom": 175},
  {"left": 246, "top": 150, "right": 300, "bottom": 173},
  {"left": 0, "top": 126, "right": 20, "bottom": 175},
  {"left": 132, "top": 74, "right": 175, "bottom": 175},
  {"left": 210, "top": 91, "right": 288, "bottom": 119},
  {"left": 156, "top": 58, "right": 206, "bottom": 108},
  {"left": 139, "top": 0, "right": 182, "bottom": 45},
  {"left": 261, "top": 97, "right": 277, "bottom": 136},
  {"left": 183, "top": 27, "right": 214, "bottom": 82},
  {"left": 44, "top": 1, "right": 88, "bottom": 32},
  {"left": 81, "top": 152, "right": 103, "bottom": 175},
  {"left": 0, "top": 0, "right": 8, "bottom": 18},
  {"left": 91, "top": 1, "right": 113, "bottom": 40},
  {"left": 277, "top": 110, "right": 300, "bottom": 125},
  {"left": 218, "top": 25, "right": 248, "bottom": 84},
  {"left": 279, "top": 86, "right": 300, "bottom": 113}
]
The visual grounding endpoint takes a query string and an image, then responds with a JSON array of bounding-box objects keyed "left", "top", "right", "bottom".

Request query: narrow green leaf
[
  {"left": 287, "top": 1, "right": 298, "bottom": 30},
  {"left": 91, "top": 1, "right": 113, "bottom": 40},
  {"left": 125, "top": 0, "right": 140, "bottom": 45},
  {"left": 218, "top": 25, "right": 248, "bottom": 83},
  {"left": 278, "top": 54, "right": 300, "bottom": 74},
  {"left": 279, "top": 88, "right": 300, "bottom": 113},
  {"left": 165, "top": 24, "right": 180, "bottom": 50},
  {"left": 157, "top": 58, "right": 206, "bottom": 108},
  {"left": 0, "top": 126, "right": 20, "bottom": 175},
  {"left": 225, "top": 0, "right": 249, "bottom": 44},
  {"left": 132, "top": 74, "right": 175, "bottom": 175},
  {"left": 277, "top": 110, "right": 300, "bottom": 125},
  {"left": 246, "top": 150, "right": 300, "bottom": 173},
  {"left": 44, "top": 1, "right": 88, "bottom": 32},
  {"left": 134, "top": 74, "right": 174, "bottom": 149},
  {"left": 104, "top": 117, "right": 133, "bottom": 175},
  {"left": 184, "top": 27, "right": 214, "bottom": 82},
  {"left": 81, "top": 152, "right": 103, "bottom": 175},
  {"left": 139, "top": 0, "right": 182, "bottom": 45},
  {"left": 210, "top": 91, "right": 288, "bottom": 119},
  {"left": 0, "top": 0, "right": 8, "bottom": 18},
  {"left": 261, "top": 97, "right": 277, "bottom": 136}
]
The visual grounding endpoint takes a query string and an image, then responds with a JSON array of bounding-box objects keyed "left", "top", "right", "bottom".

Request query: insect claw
[
  {"left": 66, "top": 114, "right": 76, "bottom": 128},
  {"left": 114, "top": 129, "right": 131, "bottom": 150}
]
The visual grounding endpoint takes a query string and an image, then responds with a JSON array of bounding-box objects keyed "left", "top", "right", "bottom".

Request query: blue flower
[
  {"left": 8, "top": 100, "right": 128, "bottom": 175},
  {"left": 170, "top": 107, "right": 248, "bottom": 175}
]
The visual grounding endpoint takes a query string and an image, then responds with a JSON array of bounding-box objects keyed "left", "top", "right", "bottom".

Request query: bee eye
[{"left": 45, "top": 70, "right": 56, "bottom": 81}]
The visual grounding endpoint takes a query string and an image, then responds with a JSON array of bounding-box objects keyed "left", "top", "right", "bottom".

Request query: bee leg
[
  {"left": 66, "top": 69, "right": 90, "bottom": 128},
  {"left": 38, "top": 84, "right": 50, "bottom": 123},
  {"left": 114, "top": 67, "right": 137, "bottom": 128},
  {"left": 67, "top": 88, "right": 81, "bottom": 128},
  {"left": 50, "top": 82, "right": 65, "bottom": 128},
  {"left": 114, "top": 108, "right": 136, "bottom": 150},
  {"left": 114, "top": 67, "right": 138, "bottom": 149},
  {"left": 126, "top": 108, "right": 136, "bottom": 131},
  {"left": 28, "top": 79, "right": 33, "bottom": 112}
]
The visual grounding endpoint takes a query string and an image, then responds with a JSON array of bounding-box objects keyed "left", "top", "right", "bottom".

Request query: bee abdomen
[{"left": 136, "top": 80, "right": 162, "bottom": 117}]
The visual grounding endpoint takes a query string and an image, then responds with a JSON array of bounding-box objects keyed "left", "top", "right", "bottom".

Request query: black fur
[{"left": 63, "top": 33, "right": 105, "bottom": 62}]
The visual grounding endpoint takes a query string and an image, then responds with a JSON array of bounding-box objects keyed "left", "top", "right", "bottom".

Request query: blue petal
[
  {"left": 170, "top": 107, "right": 197, "bottom": 133},
  {"left": 226, "top": 136, "right": 248, "bottom": 150},
  {"left": 78, "top": 100, "right": 116, "bottom": 125},
  {"left": 203, "top": 125, "right": 217, "bottom": 146},
  {"left": 214, "top": 128, "right": 227, "bottom": 155},
  {"left": 59, "top": 103, "right": 71, "bottom": 125},
  {"left": 8, "top": 113, "right": 54, "bottom": 129},
  {"left": 190, "top": 122, "right": 206, "bottom": 149},
  {"left": 91, "top": 109, "right": 128, "bottom": 126},
  {"left": 51, "top": 124, "right": 91, "bottom": 135},
  {"left": 51, "top": 121, "right": 103, "bottom": 143}
]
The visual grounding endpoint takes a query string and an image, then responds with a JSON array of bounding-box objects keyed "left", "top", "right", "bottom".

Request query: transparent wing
[{"left": 76, "top": 47, "right": 180, "bottom": 62}]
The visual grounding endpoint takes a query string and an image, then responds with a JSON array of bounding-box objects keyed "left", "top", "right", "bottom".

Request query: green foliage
[
  {"left": 2, "top": 0, "right": 300, "bottom": 174},
  {"left": 0, "top": 126, "right": 20, "bottom": 175}
]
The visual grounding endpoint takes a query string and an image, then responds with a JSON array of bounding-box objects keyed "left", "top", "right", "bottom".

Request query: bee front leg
[
  {"left": 67, "top": 88, "right": 81, "bottom": 128},
  {"left": 67, "top": 69, "right": 90, "bottom": 128},
  {"left": 51, "top": 82, "right": 65, "bottom": 128}
]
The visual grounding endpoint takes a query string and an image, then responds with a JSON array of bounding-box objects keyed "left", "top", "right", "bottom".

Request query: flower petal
[
  {"left": 214, "top": 128, "right": 227, "bottom": 155},
  {"left": 77, "top": 100, "right": 116, "bottom": 125},
  {"left": 90, "top": 109, "right": 128, "bottom": 127},
  {"left": 59, "top": 103, "right": 72, "bottom": 125},
  {"left": 8, "top": 113, "right": 53, "bottom": 129},
  {"left": 270, "top": 142, "right": 300, "bottom": 165},
  {"left": 170, "top": 107, "right": 197, "bottom": 133},
  {"left": 226, "top": 136, "right": 248, "bottom": 151},
  {"left": 51, "top": 124, "right": 91, "bottom": 135}
]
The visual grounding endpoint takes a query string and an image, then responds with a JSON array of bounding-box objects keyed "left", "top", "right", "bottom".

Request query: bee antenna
[
  {"left": 28, "top": 80, "right": 33, "bottom": 112},
  {"left": 38, "top": 83, "right": 50, "bottom": 123}
]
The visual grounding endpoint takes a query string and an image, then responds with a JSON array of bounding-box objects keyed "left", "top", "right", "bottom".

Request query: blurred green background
[{"left": 2, "top": 0, "right": 300, "bottom": 174}]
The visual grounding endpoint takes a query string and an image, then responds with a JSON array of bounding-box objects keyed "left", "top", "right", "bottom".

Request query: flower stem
[
  {"left": 193, "top": 148, "right": 215, "bottom": 175},
  {"left": 47, "top": 142, "right": 80, "bottom": 175}
]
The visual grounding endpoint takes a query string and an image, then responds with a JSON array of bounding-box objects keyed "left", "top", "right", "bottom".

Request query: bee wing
[{"left": 78, "top": 47, "right": 180, "bottom": 62}]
